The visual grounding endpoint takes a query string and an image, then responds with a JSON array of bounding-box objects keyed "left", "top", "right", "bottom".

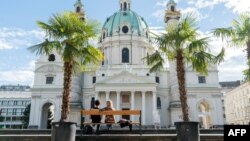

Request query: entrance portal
[{"left": 41, "top": 103, "right": 54, "bottom": 129}]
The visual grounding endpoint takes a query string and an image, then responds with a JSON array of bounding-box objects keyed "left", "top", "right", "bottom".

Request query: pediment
[
  {"left": 97, "top": 71, "right": 153, "bottom": 84},
  {"left": 35, "top": 64, "right": 63, "bottom": 73}
]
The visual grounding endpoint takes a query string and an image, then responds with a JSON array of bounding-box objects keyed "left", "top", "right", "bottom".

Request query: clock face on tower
[{"left": 122, "top": 26, "right": 129, "bottom": 33}]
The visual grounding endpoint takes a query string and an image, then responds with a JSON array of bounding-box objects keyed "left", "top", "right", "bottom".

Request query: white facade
[
  {"left": 224, "top": 82, "right": 250, "bottom": 125},
  {"left": 0, "top": 87, "right": 31, "bottom": 129},
  {"left": 29, "top": 0, "right": 224, "bottom": 129}
]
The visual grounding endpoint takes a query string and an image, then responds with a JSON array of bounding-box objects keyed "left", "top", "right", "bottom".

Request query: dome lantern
[{"left": 120, "top": 0, "right": 131, "bottom": 11}]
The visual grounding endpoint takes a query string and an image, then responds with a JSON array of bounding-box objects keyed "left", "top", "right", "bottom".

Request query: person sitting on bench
[
  {"left": 102, "top": 100, "right": 115, "bottom": 130},
  {"left": 90, "top": 100, "right": 102, "bottom": 134}
]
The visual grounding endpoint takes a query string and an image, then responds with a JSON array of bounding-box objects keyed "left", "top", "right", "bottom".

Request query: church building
[{"left": 28, "top": 0, "right": 224, "bottom": 129}]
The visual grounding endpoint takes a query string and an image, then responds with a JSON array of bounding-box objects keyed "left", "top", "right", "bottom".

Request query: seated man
[{"left": 90, "top": 100, "right": 102, "bottom": 134}]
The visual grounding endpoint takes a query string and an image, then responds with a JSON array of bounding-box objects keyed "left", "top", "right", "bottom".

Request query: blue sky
[{"left": 0, "top": 0, "right": 249, "bottom": 85}]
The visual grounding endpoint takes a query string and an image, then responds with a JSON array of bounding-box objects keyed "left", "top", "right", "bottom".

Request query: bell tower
[
  {"left": 74, "top": 0, "right": 85, "bottom": 21},
  {"left": 164, "top": 0, "right": 181, "bottom": 25},
  {"left": 119, "top": 0, "right": 131, "bottom": 11}
]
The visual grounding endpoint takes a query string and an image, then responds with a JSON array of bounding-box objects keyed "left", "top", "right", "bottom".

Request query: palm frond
[
  {"left": 28, "top": 39, "right": 61, "bottom": 56},
  {"left": 212, "top": 27, "right": 234, "bottom": 41}
]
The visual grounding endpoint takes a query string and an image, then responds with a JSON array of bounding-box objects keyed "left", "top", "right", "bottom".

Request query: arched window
[
  {"left": 122, "top": 48, "right": 129, "bottom": 63},
  {"left": 171, "top": 6, "right": 175, "bottom": 12},
  {"left": 76, "top": 7, "right": 81, "bottom": 13},
  {"left": 124, "top": 2, "right": 127, "bottom": 10},
  {"left": 48, "top": 54, "right": 55, "bottom": 61}
]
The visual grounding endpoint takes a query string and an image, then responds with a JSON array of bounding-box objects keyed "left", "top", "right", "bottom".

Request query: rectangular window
[
  {"left": 198, "top": 76, "right": 206, "bottom": 84},
  {"left": 155, "top": 77, "right": 160, "bottom": 83},
  {"left": 17, "top": 101, "right": 22, "bottom": 106},
  {"left": 3, "top": 101, "right": 8, "bottom": 106},
  {"left": 7, "top": 109, "right": 13, "bottom": 115},
  {"left": 8, "top": 101, "right": 14, "bottom": 106},
  {"left": 157, "top": 97, "right": 161, "bottom": 109},
  {"left": 92, "top": 77, "right": 96, "bottom": 84},
  {"left": 46, "top": 77, "right": 54, "bottom": 84},
  {"left": 122, "top": 95, "right": 130, "bottom": 103}
]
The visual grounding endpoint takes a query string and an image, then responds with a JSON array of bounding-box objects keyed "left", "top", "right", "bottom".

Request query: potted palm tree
[
  {"left": 147, "top": 14, "right": 224, "bottom": 141},
  {"left": 29, "top": 12, "right": 103, "bottom": 141},
  {"left": 213, "top": 12, "right": 250, "bottom": 81}
]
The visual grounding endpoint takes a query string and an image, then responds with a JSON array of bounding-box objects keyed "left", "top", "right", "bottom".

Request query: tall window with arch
[
  {"left": 124, "top": 2, "right": 127, "bottom": 10},
  {"left": 76, "top": 7, "right": 81, "bottom": 13},
  {"left": 122, "top": 48, "right": 129, "bottom": 63}
]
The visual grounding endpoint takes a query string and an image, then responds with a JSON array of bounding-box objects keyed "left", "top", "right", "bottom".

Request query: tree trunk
[
  {"left": 176, "top": 50, "right": 189, "bottom": 122},
  {"left": 61, "top": 62, "right": 73, "bottom": 122}
]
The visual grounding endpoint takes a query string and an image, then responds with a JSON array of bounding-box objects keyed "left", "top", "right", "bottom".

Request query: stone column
[
  {"left": 116, "top": 91, "right": 121, "bottom": 110},
  {"left": 131, "top": 91, "right": 135, "bottom": 121},
  {"left": 105, "top": 91, "right": 110, "bottom": 101},
  {"left": 152, "top": 91, "right": 157, "bottom": 126},
  {"left": 142, "top": 91, "right": 146, "bottom": 125},
  {"left": 152, "top": 91, "right": 157, "bottom": 112},
  {"left": 95, "top": 91, "right": 99, "bottom": 100}
]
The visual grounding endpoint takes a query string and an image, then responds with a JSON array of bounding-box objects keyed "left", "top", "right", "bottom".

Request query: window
[
  {"left": 3, "top": 101, "right": 7, "bottom": 106},
  {"left": 198, "top": 76, "right": 206, "bottom": 84},
  {"left": 171, "top": 6, "right": 175, "bottom": 11},
  {"left": 157, "top": 97, "right": 161, "bottom": 109},
  {"left": 155, "top": 77, "right": 160, "bottom": 83},
  {"left": 92, "top": 77, "right": 96, "bottom": 84},
  {"left": 122, "top": 48, "right": 129, "bottom": 63},
  {"left": 122, "top": 26, "right": 129, "bottom": 33},
  {"left": 124, "top": 2, "right": 127, "bottom": 10},
  {"left": 122, "top": 95, "right": 130, "bottom": 103},
  {"left": 46, "top": 77, "right": 54, "bottom": 84},
  {"left": 102, "top": 52, "right": 105, "bottom": 66},
  {"left": 48, "top": 54, "right": 55, "bottom": 61},
  {"left": 76, "top": 7, "right": 81, "bottom": 13}
]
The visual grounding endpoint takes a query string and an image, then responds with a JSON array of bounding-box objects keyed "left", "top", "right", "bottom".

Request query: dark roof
[{"left": 219, "top": 80, "right": 241, "bottom": 88}]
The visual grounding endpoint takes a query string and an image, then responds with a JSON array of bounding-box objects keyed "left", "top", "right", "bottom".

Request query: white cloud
[
  {"left": 188, "top": 0, "right": 250, "bottom": 14},
  {"left": 0, "top": 60, "right": 35, "bottom": 85},
  {"left": 180, "top": 7, "right": 209, "bottom": 21},
  {"left": 208, "top": 35, "right": 247, "bottom": 81},
  {"left": 187, "top": 0, "right": 223, "bottom": 9},
  {"left": 0, "top": 38, "right": 12, "bottom": 49},
  {"left": 223, "top": 0, "right": 250, "bottom": 13},
  {"left": 151, "top": 9, "right": 165, "bottom": 21},
  {"left": 0, "top": 27, "right": 44, "bottom": 50}
]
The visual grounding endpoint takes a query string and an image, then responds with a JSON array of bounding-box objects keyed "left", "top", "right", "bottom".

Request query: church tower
[
  {"left": 164, "top": 0, "right": 183, "bottom": 126},
  {"left": 164, "top": 0, "right": 180, "bottom": 25},
  {"left": 74, "top": 0, "right": 86, "bottom": 21}
]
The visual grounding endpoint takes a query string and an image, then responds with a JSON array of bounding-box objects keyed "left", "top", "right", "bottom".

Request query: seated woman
[
  {"left": 102, "top": 100, "right": 115, "bottom": 130},
  {"left": 90, "top": 100, "right": 102, "bottom": 133}
]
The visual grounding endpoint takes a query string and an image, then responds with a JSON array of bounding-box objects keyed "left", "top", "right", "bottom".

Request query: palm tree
[
  {"left": 29, "top": 12, "right": 103, "bottom": 122},
  {"left": 213, "top": 12, "right": 250, "bottom": 81},
  {"left": 147, "top": 14, "right": 224, "bottom": 122}
]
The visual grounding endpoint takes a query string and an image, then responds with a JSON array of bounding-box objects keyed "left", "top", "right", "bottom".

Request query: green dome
[{"left": 102, "top": 10, "right": 149, "bottom": 38}]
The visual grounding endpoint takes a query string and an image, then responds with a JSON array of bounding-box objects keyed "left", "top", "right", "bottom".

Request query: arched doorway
[
  {"left": 198, "top": 101, "right": 212, "bottom": 129},
  {"left": 41, "top": 103, "right": 54, "bottom": 129}
]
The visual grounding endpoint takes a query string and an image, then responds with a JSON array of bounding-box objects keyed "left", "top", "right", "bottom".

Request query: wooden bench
[{"left": 80, "top": 109, "right": 141, "bottom": 134}]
